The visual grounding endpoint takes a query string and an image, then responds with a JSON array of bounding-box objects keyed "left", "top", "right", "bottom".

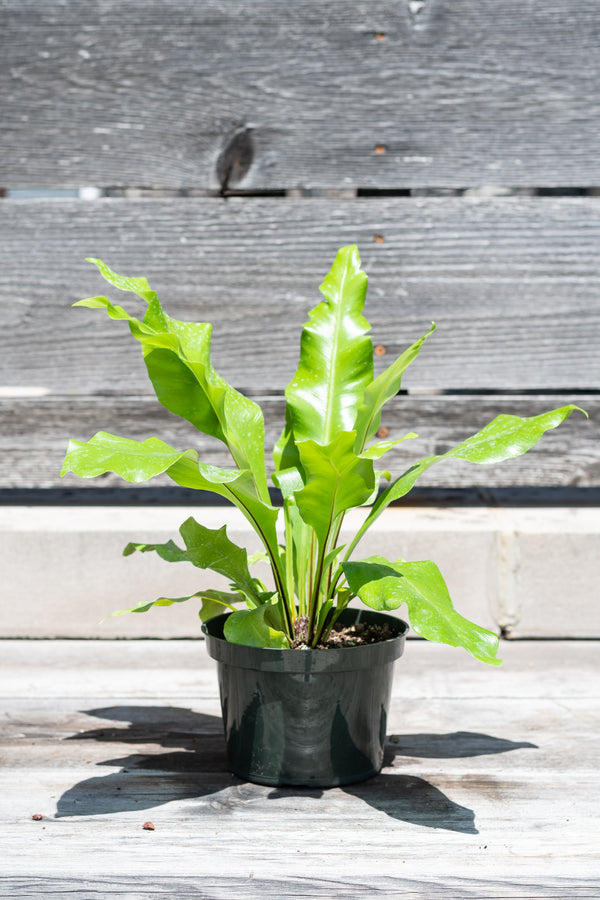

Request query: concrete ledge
[{"left": 0, "top": 506, "right": 598, "bottom": 638}]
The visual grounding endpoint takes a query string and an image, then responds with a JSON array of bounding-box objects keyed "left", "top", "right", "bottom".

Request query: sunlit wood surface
[{"left": 1, "top": 638, "right": 598, "bottom": 898}]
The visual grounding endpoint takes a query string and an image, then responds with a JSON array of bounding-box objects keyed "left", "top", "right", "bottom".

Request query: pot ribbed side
[{"left": 202, "top": 609, "right": 409, "bottom": 787}]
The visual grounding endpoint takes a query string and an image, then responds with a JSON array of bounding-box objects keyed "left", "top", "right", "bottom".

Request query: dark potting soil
[{"left": 290, "top": 615, "right": 395, "bottom": 650}]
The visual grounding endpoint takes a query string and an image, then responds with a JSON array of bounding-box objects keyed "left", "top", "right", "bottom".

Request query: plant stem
[
  {"left": 306, "top": 529, "right": 316, "bottom": 620},
  {"left": 283, "top": 502, "right": 296, "bottom": 628},
  {"left": 307, "top": 553, "right": 325, "bottom": 645},
  {"left": 307, "top": 536, "right": 327, "bottom": 644}
]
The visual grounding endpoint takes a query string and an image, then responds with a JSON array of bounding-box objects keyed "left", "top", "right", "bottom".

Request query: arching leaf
[
  {"left": 77, "top": 259, "right": 269, "bottom": 501},
  {"left": 344, "top": 556, "right": 501, "bottom": 666},
  {"left": 354, "top": 323, "right": 436, "bottom": 451}
]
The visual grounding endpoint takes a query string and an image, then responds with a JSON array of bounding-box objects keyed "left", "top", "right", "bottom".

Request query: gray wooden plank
[
  {"left": 1, "top": 393, "right": 595, "bottom": 489},
  {"left": 0, "top": 641, "right": 598, "bottom": 894},
  {"left": 0, "top": 875, "right": 598, "bottom": 899},
  {"left": 1, "top": 637, "right": 597, "bottom": 701},
  {"left": 1, "top": 197, "right": 599, "bottom": 394},
  {"left": 2, "top": 1, "right": 600, "bottom": 188},
  {"left": 2, "top": 766, "right": 597, "bottom": 873},
  {"left": 2, "top": 695, "right": 598, "bottom": 771}
]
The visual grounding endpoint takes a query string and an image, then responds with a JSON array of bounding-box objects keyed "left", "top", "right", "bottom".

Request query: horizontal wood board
[
  {"left": 0, "top": 639, "right": 598, "bottom": 896},
  {"left": 2, "top": 1, "right": 600, "bottom": 189},
  {"left": 4, "top": 880, "right": 596, "bottom": 900},
  {"left": 3, "top": 394, "right": 596, "bottom": 489},
  {"left": 1, "top": 197, "right": 599, "bottom": 393}
]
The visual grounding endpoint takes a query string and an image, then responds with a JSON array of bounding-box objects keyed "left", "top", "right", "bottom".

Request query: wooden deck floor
[{"left": 1, "top": 638, "right": 598, "bottom": 898}]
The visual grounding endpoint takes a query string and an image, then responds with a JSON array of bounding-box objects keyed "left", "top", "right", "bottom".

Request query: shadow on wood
[
  {"left": 53, "top": 706, "right": 535, "bottom": 834},
  {"left": 268, "top": 776, "right": 478, "bottom": 835},
  {"left": 384, "top": 731, "right": 538, "bottom": 761}
]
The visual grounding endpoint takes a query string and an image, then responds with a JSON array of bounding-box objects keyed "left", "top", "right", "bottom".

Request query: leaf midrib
[{"left": 323, "top": 264, "right": 349, "bottom": 444}]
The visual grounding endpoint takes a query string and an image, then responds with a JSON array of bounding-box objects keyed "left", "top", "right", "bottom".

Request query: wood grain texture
[
  {"left": 2, "top": 1, "right": 600, "bottom": 188},
  {"left": 1, "top": 197, "right": 599, "bottom": 394},
  {"left": 0, "top": 876, "right": 596, "bottom": 900},
  {"left": 2, "top": 394, "right": 596, "bottom": 489},
  {"left": 0, "top": 640, "right": 598, "bottom": 896},
  {"left": 1, "top": 877, "right": 597, "bottom": 900}
]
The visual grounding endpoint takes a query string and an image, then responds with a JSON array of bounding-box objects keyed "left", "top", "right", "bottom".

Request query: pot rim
[{"left": 202, "top": 607, "right": 409, "bottom": 673}]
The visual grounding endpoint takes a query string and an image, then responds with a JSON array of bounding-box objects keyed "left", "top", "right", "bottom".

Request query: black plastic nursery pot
[{"left": 202, "top": 608, "right": 409, "bottom": 788}]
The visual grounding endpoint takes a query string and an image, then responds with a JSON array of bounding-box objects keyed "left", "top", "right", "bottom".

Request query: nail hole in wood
[
  {"left": 377, "top": 427, "right": 389, "bottom": 438},
  {"left": 374, "top": 234, "right": 385, "bottom": 243},
  {"left": 375, "top": 344, "right": 387, "bottom": 356}
]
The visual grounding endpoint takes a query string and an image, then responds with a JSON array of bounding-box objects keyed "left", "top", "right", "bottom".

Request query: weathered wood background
[
  {"left": 3, "top": 0, "right": 600, "bottom": 189},
  {"left": 1, "top": 0, "right": 599, "bottom": 496},
  {"left": 1, "top": 197, "right": 598, "bottom": 490}
]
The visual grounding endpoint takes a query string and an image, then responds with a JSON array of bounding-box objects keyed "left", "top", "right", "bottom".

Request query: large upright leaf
[
  {"left": 343, "top": 556, "right": 501, "bottom": 666},
  {"left": 275, "top": 245, "right": 373, "bottom": 469},
  {"left": 294, "top": 432, "right": 375, "bottom": 545},
  {"left": 76, "top": 259, "right": 269, "bottom": 501}
]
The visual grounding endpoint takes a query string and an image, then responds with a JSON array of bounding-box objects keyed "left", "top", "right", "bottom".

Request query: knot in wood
[{"left": 217, "top": 128, "right": 254, "bottom": 194}]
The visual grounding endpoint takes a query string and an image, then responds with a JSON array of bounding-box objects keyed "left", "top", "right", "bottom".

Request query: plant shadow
[
  {"left": 267, "top": 775, "right": 479, "bottom": 834},
  {"left": 384, "top": 731, "right": 537, "bottom": 763},
  {"left": 56, "top": 706, "right": 536, "bottom": 835}
]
